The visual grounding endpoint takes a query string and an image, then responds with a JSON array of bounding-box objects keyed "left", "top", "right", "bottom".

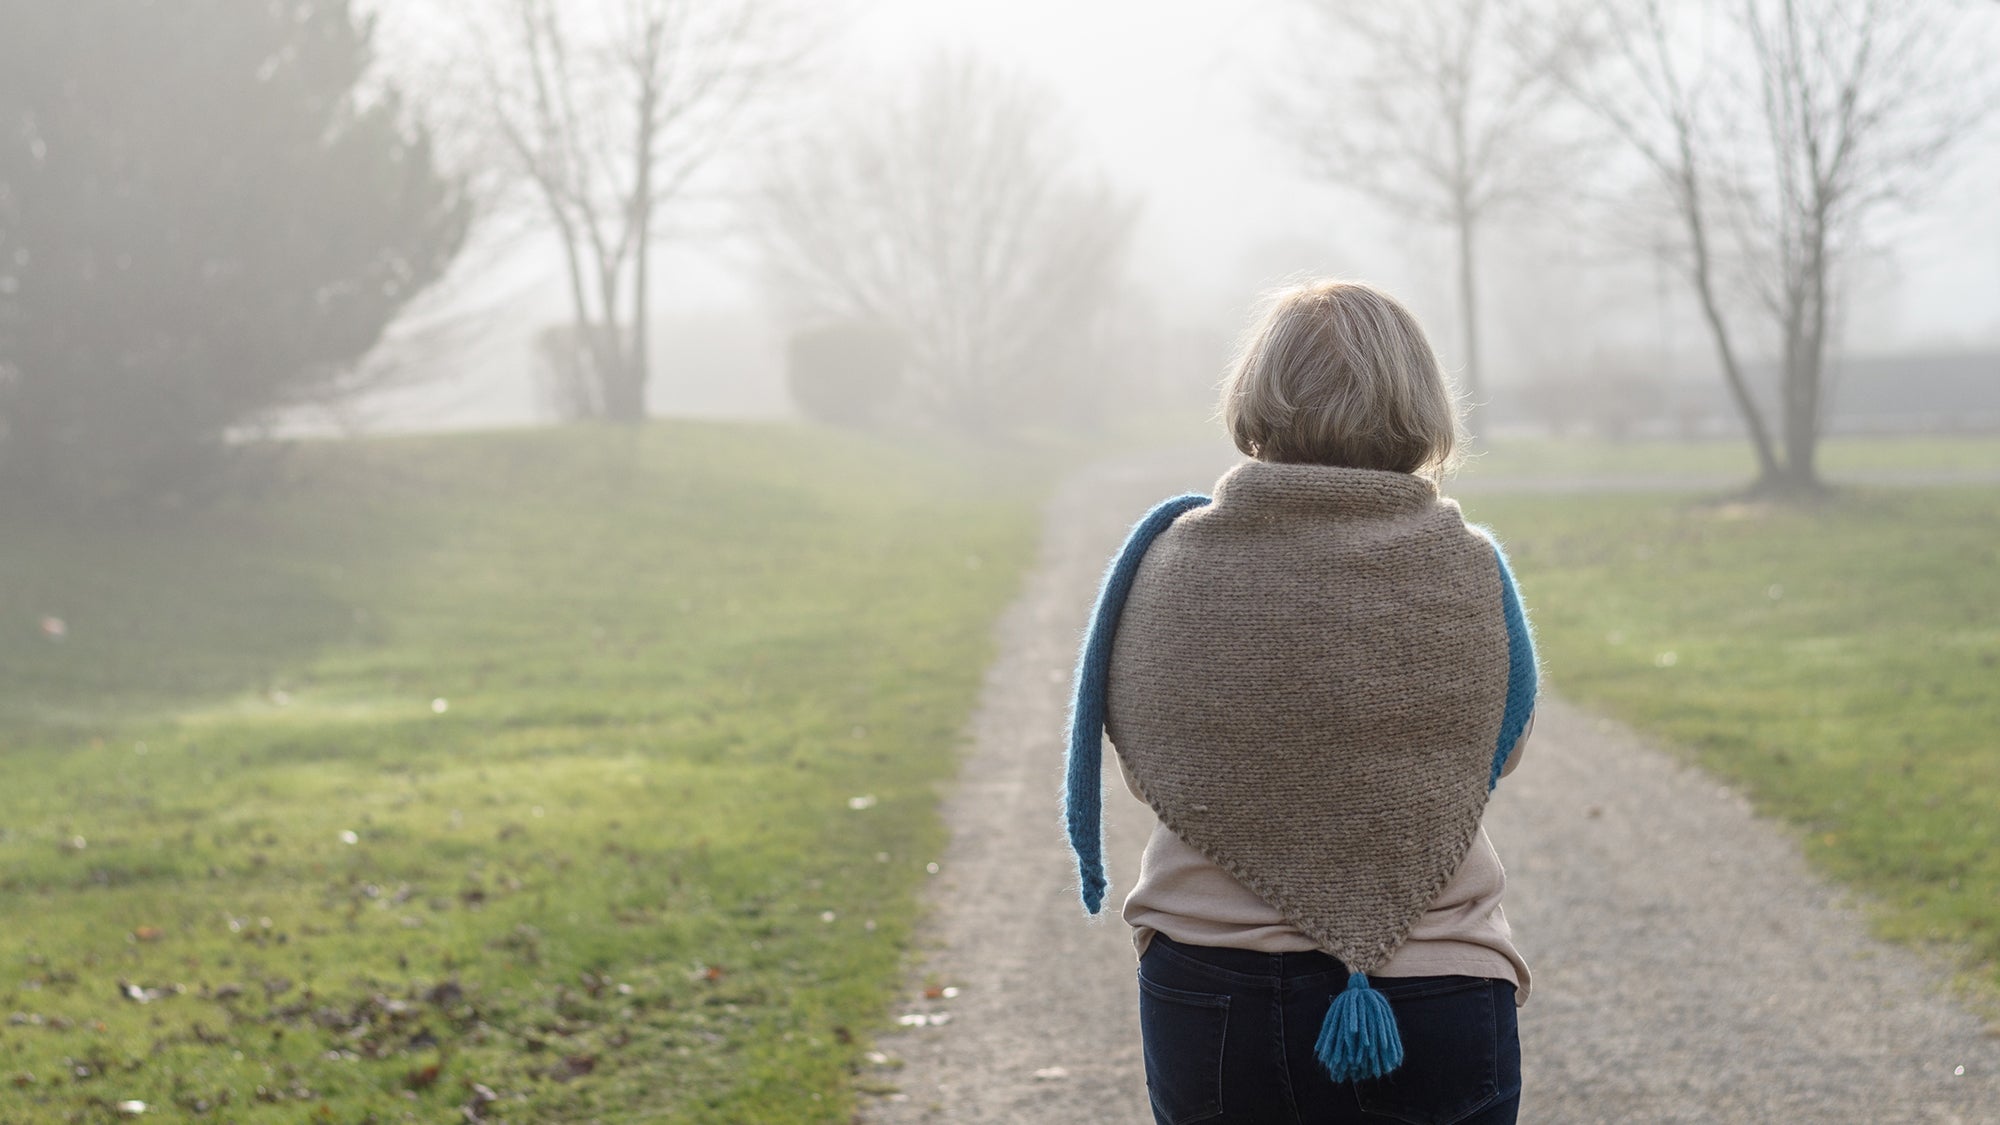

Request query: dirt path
[{"left": 857, "top": 449, "right": 2000, "bottom": 1124}]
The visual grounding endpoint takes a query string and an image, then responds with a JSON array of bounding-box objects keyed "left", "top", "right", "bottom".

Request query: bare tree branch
[
  {"left": 450, "top": 0, "right": 808, "bottom": 422},
  {"left": 1269, "top": 0, "right": 1592, "bottom": 428},
  {"left": 1526, "top": 0, "right": 1998, "bottom": 493},
  {"left": 749, "top": 56, "right": 1137, "bottom": 432}
]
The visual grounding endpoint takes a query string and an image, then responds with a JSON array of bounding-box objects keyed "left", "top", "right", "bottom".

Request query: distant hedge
[{"left": 785, "top": 321, "right": 906, "bottom": 428}]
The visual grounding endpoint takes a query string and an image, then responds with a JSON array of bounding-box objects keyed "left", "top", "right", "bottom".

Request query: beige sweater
[{"left": 1119, "top": 721, "right": 1532, "bottom": 1005}]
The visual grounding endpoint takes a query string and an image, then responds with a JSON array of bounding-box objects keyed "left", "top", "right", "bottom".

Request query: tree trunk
[
  {"left": 545, "top": 203, "right": 609, "bottom": 418},
  {"left": 1453, "top": 200, "right": 1484, "bottom": 440},
  {"left": 1779, "top": 352, "right": 1821, "bottom": 494},
  {"left": 589, "top": 260, "right": 638, "bottom": 422},
  {"left": 602, "top": 361, "right": 648, "bottom": 422},
  {"left": 628, "top": 240, "right": 652, "bottom": 423},
  {"left": 595, "top": 317, "right": 645, "bottom": 423},
  {"left": 1778, "top": 229, "right": 1832, "bottom": 496},
  {"left": 1677, "top": 167, "right": 1783, "bottom": 486},
  {"left": 626, "top": 51, "right": 659, "bottom": 428}
]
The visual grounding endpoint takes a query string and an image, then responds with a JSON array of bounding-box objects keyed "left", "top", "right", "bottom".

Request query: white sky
[
  {"left": 837, "top": 0, "right": 2000, "bottom": 349},
  {"left": 361, "top": 0, "right": 2000, "bottom": 431}
]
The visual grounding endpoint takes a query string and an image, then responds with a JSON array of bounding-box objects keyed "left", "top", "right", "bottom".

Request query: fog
[
  {"left": 6, "top": 6, "right": 2000, "bottom": 1118},
  {"left": 342, "top": 0, "right": 2000, "bottom": 438}
]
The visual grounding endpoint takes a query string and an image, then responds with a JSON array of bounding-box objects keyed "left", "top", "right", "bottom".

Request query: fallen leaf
[
  {"left": 406, "top": 1064, "right": 442, "bottom": 1091},
  {"left": 549, "top": 1054, "right": 596, "bottom": 1082}
]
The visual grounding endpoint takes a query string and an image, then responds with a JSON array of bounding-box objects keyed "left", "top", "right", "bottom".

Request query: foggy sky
[{"left": 355, "top": 0, "right": 2000, "bottom": 434}]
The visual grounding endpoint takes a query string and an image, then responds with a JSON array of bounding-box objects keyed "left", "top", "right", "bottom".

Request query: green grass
[
  {"left": 0, "top": 423, "right": 1043, "bottom": 1123},
  {"left": 1462, "top": 485, "right": 2000, "bottom": 999}
]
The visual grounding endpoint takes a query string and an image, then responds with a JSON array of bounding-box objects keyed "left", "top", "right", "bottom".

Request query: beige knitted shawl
[{"left": 1104, "top": 460, "right": 1510, "bottom": 974}]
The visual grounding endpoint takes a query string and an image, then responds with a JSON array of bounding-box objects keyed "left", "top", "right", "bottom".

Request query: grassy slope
[
  {"left": 1461, "top": 485, "right": 2000, "bottom": 999},
  {"left": 0, "top": 423, "right": 1041, "bottom": 1123}
]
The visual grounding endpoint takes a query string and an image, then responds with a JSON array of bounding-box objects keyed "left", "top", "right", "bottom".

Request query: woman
[{"left": 1065, "top": 279, "right": 1538, "bottom": 1124}]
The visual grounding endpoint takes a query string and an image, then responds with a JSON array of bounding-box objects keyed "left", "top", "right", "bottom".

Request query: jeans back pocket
[
  {"left": 1137, "top": 973, "right": 1231, "bottom": 1124},
  {"left": 1352, "top": 977, "right": 1514, "bottom": 1125}
]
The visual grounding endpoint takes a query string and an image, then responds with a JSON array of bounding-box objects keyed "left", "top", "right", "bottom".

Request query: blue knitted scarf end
[{"left": 1064, "top": 494, "right": 1211, "bottom": 915}]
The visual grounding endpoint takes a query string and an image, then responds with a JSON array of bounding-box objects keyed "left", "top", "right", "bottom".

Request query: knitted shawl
[{"left": 1065, "top": 460, "right": 1537, "bottom": 1081}]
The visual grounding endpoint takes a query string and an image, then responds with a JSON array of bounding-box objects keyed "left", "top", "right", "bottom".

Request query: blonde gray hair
[{"left": 1220, "top": 280, "right": 1462, "bottom": 478}]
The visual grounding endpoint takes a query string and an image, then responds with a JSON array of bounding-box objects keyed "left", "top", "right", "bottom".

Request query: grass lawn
[
  {"left": 0, "top": 423, "right": 1042, "bottom": 1123},
  {"left": 1461, "top": 484, "right": 2000, "bottom": 1000}
]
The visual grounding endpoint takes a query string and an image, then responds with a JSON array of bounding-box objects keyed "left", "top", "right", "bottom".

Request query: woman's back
[{"left": 1064, "top": 279, "right": 1539, "bottom": 1124}]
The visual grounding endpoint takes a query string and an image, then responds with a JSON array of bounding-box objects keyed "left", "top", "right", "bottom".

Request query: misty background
[{"left": 303, "top": 0, "right": 2000, "bottom": 445}]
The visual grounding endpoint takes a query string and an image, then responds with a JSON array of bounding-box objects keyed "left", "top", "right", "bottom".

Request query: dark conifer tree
[{"left": 0, "top": 0, "right": 470, "bottom": 501}]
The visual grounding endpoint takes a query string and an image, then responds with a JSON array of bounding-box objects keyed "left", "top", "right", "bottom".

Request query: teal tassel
[{"left": 1314, "top": 972, "right": 1404, "bottom": 1082}]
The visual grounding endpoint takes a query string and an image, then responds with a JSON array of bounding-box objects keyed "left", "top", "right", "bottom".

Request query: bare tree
[
  {"left": 457, "top": 0, "right": 799, "bottom": 422},
  {"left": 751, "top": 57, "right": 1137, "bottom": 433},
  {"left": 1271, "top": 0, "right": 1580, "bottom": 432},
  {"left": 1528, "top": 0, "right": 1997, "bottom": 494}
]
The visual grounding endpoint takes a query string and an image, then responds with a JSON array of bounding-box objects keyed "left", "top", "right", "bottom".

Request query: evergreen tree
[{"left": 0, "top": 0, "right": 470, "bottom": 501}]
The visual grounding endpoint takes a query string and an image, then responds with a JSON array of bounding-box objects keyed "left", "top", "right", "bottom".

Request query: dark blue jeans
[{"left": 1138, "top": 935, "right": 1520, "bottom": 1125}]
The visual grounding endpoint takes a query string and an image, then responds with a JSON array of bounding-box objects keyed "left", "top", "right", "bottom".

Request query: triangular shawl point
[{"left": 1100, "top": 461, "right": 1517, "bottom": 975}]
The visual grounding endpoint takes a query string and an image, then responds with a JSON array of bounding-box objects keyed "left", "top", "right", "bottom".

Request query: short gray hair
[{"left": 1220, "top": 280, "right": 1463, "bottom": 477}]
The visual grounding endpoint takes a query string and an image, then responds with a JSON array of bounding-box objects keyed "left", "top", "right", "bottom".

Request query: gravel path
[{"left": 857, "top": 449, "right": 2000, "bottom": 1124}]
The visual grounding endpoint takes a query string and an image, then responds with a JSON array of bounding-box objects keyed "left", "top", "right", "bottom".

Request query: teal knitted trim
[
  {"left": 1488, "top": 538, "right": 1539, "bottom": 790},
  {"left": 1065, "top": 494, "right": 1211, "bottom": 914}
]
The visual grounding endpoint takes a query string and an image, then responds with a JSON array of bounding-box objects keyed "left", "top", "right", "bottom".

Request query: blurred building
[
  {"left": 1818, "top": 351, "right": 2000, "bottom": 434},
  {"left": 1490, "top": 348, "right": 2000, "bottom": 439}
]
